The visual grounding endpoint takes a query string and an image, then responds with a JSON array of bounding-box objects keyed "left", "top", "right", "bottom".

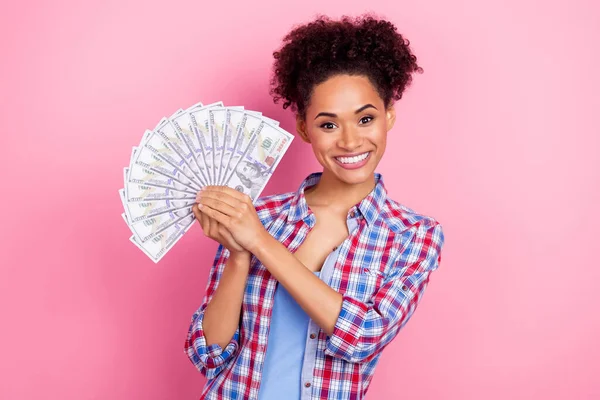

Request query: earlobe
[
  {"left": 386, "top": 106, "right": 396, "bottom": 131},
  {"left": 296, "top": 116, "right": 311, "bottom": 143}
]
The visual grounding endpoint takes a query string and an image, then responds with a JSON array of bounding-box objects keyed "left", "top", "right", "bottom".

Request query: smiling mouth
[{"left": 335, "top": 152, "right": 371, "bottom": 164}]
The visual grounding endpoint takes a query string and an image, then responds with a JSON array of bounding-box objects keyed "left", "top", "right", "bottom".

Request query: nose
[{"left": 337, "top": 126, "right": 362, "bottom": 151}]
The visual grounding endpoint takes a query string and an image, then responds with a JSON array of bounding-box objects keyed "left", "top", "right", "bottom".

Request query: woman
[{"left": 185, "top": 14, "right": 445, "bottom": 400}]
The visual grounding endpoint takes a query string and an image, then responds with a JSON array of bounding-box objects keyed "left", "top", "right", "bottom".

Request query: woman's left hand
[{"left": 196, "top": 186, "right": 268, "bottom": 253}]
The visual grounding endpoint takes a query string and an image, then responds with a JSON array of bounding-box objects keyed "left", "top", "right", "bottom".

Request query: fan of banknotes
[{"left": 119, "top": 101, "right": 294, "bottom": 263}]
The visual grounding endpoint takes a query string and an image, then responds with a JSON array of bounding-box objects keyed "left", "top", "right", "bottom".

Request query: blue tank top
[{"left": 258, "top": 270, "right": 321, "bottom": 399}]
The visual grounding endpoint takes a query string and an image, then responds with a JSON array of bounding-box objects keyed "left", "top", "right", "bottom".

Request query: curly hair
[{"left": 269, "top": 14, "right": 423, "bottom": 119}]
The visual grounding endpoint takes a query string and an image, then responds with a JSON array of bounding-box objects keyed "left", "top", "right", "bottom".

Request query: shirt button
[
  {"left": 332, "top": 246, "right": 338, "bottom": 251},
  {"left": 349, "top": 210, "right": 357, "bottom": 218},
  {"left": 310, "top": 333, "right": 316, "bottom": 339},
  {"left": 305, "top": 382, "right": 311, "bottom": 388},
  {"left": 402, "top": 285, "right": 408, "bottom": 291}
]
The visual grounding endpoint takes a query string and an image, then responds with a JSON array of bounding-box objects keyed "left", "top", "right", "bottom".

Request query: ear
[
  {"left": 296, "top": 114, "right": 311, "bottom": 143},
  {"left": 386, "top": 104, "right": 396, "bottom": 132}
]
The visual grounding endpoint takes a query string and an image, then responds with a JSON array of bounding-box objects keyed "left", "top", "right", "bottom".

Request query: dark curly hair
[{"left": 269, "top": 14, "right": 423, "bottom": 120}]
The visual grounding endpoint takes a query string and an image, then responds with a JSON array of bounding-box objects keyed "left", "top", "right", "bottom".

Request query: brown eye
[
  {"left": 359, "top": 116, "right": 374, "bottom": 124},
  {"left": 320, "top": 122, "right": 336, "bottom": 130}
]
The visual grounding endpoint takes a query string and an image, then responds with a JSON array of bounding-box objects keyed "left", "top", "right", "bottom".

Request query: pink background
[{"left": 1, "top": 0, "right": 599, "bottom": 399}]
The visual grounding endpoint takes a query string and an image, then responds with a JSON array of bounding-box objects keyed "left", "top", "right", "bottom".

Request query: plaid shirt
[{"left": 185, "top": 172, "right": 445, "bottom": 399}]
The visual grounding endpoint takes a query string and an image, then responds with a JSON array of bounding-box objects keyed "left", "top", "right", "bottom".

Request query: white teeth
[{"left": 336, "top": 152, "right": 369, "bottom": 164}]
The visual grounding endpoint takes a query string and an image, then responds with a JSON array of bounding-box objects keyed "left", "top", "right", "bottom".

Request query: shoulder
[
  {"left": 378, "top": 197, "right": 445, "bottom": 264},
  {"left": 380, "top": 197, "right": 442, "bottom": 234},
  {"left": 253, "top": 190, "right": 296, "bottom": 226}
]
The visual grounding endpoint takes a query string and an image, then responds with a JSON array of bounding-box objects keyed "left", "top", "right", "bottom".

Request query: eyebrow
[{"left": 314, "top": 104, "right": 378, "bottom": 120}]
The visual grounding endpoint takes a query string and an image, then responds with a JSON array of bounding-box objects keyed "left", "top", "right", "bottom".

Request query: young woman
[{"left": 185, "top": 14, "right": 445, "bottom": 400}]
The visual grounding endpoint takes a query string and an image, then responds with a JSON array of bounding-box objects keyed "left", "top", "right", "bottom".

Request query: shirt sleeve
[
  {"left": 324, "top": 222, "right": 445, "bottom": 364},
  {"left": 184, "top": 244, "right": 242, "bottom": 379}
]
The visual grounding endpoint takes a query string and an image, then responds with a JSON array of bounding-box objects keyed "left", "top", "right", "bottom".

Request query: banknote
[
  {"left": 130, "top": 141, "right": 199, "bottom": 191},
  {"left": 119, "top": 189, "right": 195, "bottom": 224},
  {"left": 220, "top": 109, "right": 247, "bottom": 185},
  {"left": 127, "top": 206, "right": 194, "bottom": 242},
  {"left": 142, "top": 130, "right": 201, "bottom": 186},
  {"left": 221, "top": 112, "right": 266, "bottom": 186},
  {"left": 189, "top": 107, "right": 216, "bottom": 184},
  {"left": 129, "top": 213, "right": 195, "bottom": 263},
  {"left": 218, "top": 111, "right": 281, "bottom": 185},
  {"left": 131, "top": 139, "right": 200, "bottom": 192},
  {"left": 170, "top": 102, "right": 222, "bottom": 185},
  {"left": 224, "top": 121, "right": 293, "bottom": 200},
  {"left": 121, "top": 199, "right": 192, "bottom": 242},
  {"left": 209, "top": 108, "right": 228, "bottom": 185},
  {"left": 155, "top": 116, "right": 207, "bottom": 186},
  {"left": 126, "top": 159, "right": 197, "bottom": 194},
  {"left": 121, "top": 102, "right": 293, "bottom": 263},
  {"left": 189, "top": 105, "right": 244, "bottom": 185},
  {"left": 124, "top": 168, "right": 195, "bottom": 202}
]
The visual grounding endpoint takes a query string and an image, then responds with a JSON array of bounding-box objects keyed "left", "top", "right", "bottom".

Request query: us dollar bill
[
  {"left": 142, "top": 130, "right": 201, "bottom": 186},
  {"left": 124, "top": 168, "right": 195, "bottom": 202},
  {"left": 155, "top": 116, "right": 207, "bottom": 186},
  {"left": 129, "top": 214, "right": 195, "bottom": 263},
  {"left": 126, "top": 157, "right": 197, "bottom": 194},
  {"left": 189, "top": 107, "right": 215, "bottom": 184},
  {"left": 122, "top": 102, "right": 293, "bottom": 263},
  {"left": 218, "top": 110, "right": 279, "bottom": 185},
  {"left": 209, "top": 108, "right": 229, "bottom": 184},
  {"left": 119, "top": 189, "right": 195, "bottom": 223},
  {"left": 221, "top": 112, "right": 265, "bottom": 185},
  {"left": 190, "top": 105, "right": 244, "bottom": 185},
  {"left": 131, "top": 139, "right": 200, "bottom": 192},
  {"left": 127, "top": 206, "right": 194, "bottom": 242},
  {"left": 169, "top": 102, "right": 219, "bottom": 185},
  {"left": 224, "top": 121, "right": 293, "bottom": 201}
]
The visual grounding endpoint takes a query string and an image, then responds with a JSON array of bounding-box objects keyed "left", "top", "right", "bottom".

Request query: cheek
[
  {"left": 310, "top": 135, "right": 335, "bottom": 154},
  {"left": 366, "top": 124, "right": 387, "bottom": 147}
]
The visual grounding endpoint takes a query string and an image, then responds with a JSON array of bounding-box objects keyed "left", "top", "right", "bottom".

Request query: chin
[
  {"left": 327, "top": 163, "right": 377, "bottom": 186},
  {"left": 337, "top": 170, "right": 374, "bottom": 185}
]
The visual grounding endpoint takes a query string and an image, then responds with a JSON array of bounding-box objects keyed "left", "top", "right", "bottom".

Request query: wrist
[
  {"left": 248, "top": 229, "right": 272, "bottom": 257},
  {"left": 228, "top": 250, "right": 251, "bottom": 266}
]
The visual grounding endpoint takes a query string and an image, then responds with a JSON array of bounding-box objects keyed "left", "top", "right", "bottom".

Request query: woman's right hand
[{"left": 192, "top": 203, "right": 248, "bottom": 255}]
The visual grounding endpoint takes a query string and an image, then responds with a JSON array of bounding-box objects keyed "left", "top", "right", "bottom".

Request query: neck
[{"left": 306, "top": 169, "right": 377, "bottom": 212}]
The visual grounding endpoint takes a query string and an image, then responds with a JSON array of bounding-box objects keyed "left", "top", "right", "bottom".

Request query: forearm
[
  {"left": 250, "top": 232, "right": 343, "bottom": 336},
  {"left": 203, "top": 251, "right": 250, "bottom": 349}
]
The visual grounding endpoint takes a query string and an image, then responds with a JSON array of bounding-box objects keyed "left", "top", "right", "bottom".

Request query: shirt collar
[{"left": 287, "top": 172, "right": 387, "bottom": 227}]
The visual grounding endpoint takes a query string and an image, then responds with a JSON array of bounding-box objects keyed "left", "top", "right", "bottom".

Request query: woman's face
[{"left": 297, "top": 74, "right": 396, "bottom": 186}]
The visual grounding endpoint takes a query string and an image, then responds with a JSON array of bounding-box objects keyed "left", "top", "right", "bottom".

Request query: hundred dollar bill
[
  {"left": 132, "top": 132, "right": 200, "bottom": 192},
  {"left": 221, "top": 112, "right": 271, "bottom": 187},
  {"left": 218, "top": 109, "right": 238, "bottom": 184},
  {"left": 170, "top": 102, "right": 222, "bottom": 186},
  {"left": 127, "top": 206, "right": 194, "bottom": 242},
  {"left": 142, "top": 130, "right": 202, "bottom": 187},
  {"left": 218, "top": 111, "right": 279, "bottom": 185},
  {"left": 189, "top": 107, "right": 215, "bottom": 185},
  {"left": 129, "top": 213, "right": 195, "bottom": 263},
  {"left": 184, "top": 101, "right": 205, "bottom": 114},
  {"left": 119, "top": 188, "right": 195, "bottom": 223},
  {"left": 224, "top": 121, "right": 293, "bottom": 201},
  {"left": 124, "top": 168, "right": 195, "bottom": 202},
  {"left": 189, "top": 105, "right": 243, "bottom": 185},
  {"left": 126, "top": 160, "right": 197, "bottom": 193},
  {"left": 245, "top": 111, "right": 280, "bottom": 127},
  {"left": 261, "top": 116, "right": 280, "bottom": 126},
  {"left": 155, "top": 115, "right": 207, "bottom": 186},
  {"left": 209, "top": 108, "right": 230, "bottom": 184}
]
